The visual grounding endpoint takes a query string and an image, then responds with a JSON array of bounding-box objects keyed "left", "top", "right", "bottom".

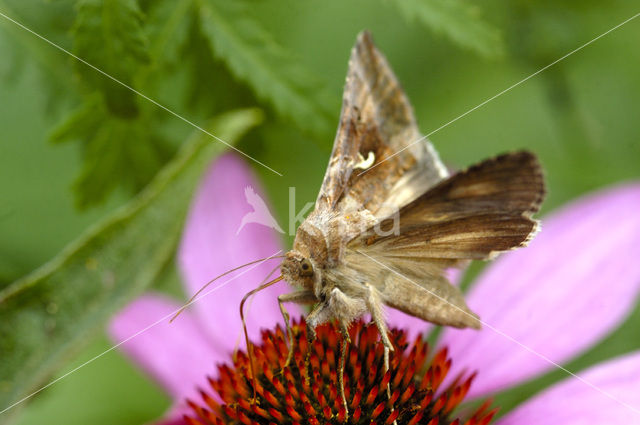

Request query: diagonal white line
[
  {"left": 359, "top": 11, "right": 640, "bottom": 177},
  {"left": 0, "top": 10, "right": 283, "bottom": 177},
  {"left": 354, "top": 249, "right": 640, "bottom": 417},
  {"left": 0, "top": 251, "right": 283, "bottom": 416}
]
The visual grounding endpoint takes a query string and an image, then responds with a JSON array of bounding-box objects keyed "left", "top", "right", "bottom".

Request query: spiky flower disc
[{"left": 185, "top": 320, "right": 496, "bottom": 425}]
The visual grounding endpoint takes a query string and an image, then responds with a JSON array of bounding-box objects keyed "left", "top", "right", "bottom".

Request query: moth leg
[
  {"left": 364, "top": 282, "right": 395, "bottom": 420},
  {"left": 338, "top": 323, "right": 351, "bottom": 419},
  {"left": 278, "top": 290, "right": 317, "bottom": 372},
  {"left": 363, "top": 283, "right": 394, "bottom": 355},
  {"left": 305, "top": 304, "right": 323, "bottom": 342},
  {"left": 303, "top": 304, "right": 325, "bottom": 385},
  {"left": 306, "top": 300, "right": 333, "bottom": 343}
]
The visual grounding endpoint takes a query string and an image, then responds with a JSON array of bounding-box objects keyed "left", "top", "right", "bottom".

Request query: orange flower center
[{"left": 185, "top": 319, "right": 497, "bottom": 425}]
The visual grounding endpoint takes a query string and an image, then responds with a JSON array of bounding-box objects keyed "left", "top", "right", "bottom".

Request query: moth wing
[
  {"left": 339, "top": 251, "right": 480, "bottom": 328},
  {"left": 350, "top": 151, "right": 545, "bottom": 261},
  {"left": 346, "top": 151, "right": 545, "bottom": 328},
  {"left": 315, "top": 31, "right": 447, "bottom": 218},
  {"left": 380, "top": 267, "right": 480, "bottom": 329}
]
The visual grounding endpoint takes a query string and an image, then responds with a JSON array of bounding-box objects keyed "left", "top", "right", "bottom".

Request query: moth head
[{"left": 281, "top": 250, "right": 315, "bottom": 288}]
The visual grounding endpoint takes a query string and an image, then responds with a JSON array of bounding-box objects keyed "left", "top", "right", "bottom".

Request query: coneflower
[{"left": 185, "top": 320, "right": 496, "bottom": 425}]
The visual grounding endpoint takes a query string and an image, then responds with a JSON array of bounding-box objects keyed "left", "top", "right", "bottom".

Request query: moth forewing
[
  {"left": 351, "top": 151, "right": 545, "bottom": 261},
  {"left": 313, "top": 30, "right": 447, "bottom": 219},
  {"left": 344, "top": 151, "right": 545, "bottom": 330},
  {"left": 382, "top": 273, "right": 482, "bottom": 329},
  {"left": 341, "top": 249, "right": 481, "bottom": 329}
]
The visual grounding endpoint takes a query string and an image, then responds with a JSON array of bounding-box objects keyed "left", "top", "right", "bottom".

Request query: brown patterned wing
[
  {"left": 338, "top": 250, "right": 481, "bottom": 328},
  {"left": 345, "top": 151, "right": 544, "bottom": 329},
  {"left": 315, "top": 31, "right": 447, "bottom": 218},
  {"left": 350, "top": 151, "right": 546, "bottom": 261}
]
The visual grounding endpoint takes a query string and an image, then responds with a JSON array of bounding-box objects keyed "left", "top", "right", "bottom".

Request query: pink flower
[{"left": 110, "top": 153, "right": 640, "bottom": 424}]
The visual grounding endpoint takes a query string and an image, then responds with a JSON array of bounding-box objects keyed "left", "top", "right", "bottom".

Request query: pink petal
[
  {"left": 178, "top": 153, "right": 301, "bottom": 354},
  {"left": 108, "top": 293, "right": 221, "bottom": 412},
  {"left": 497, "top": 351, "right": 640, "bottom": 424},
  {"left": 386, "top": 268, "right": 463, "bottom": 339},
  {"left": 439, "top": 183, "right": 640, "bottom": 398}
]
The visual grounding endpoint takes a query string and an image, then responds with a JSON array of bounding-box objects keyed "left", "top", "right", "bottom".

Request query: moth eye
[{"left": 300, "top": 259, "right": 313, "bottom": 277}]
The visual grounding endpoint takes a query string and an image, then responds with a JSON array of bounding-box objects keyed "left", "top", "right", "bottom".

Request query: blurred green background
[{"left": 1, "top": 0, "right": 639, "bottom": 424}]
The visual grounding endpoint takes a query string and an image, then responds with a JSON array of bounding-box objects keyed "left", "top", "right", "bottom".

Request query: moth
[{"left": 240, "top": 31, "right": 545, "bottom": 411}]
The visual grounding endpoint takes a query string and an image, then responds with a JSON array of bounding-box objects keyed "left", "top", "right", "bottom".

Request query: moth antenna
[
  {"left": 240, "top": 275, "right": 284, "bottom": 403},
  {"left": 169, "top": 254, "right": 285, "bottom": 323}
]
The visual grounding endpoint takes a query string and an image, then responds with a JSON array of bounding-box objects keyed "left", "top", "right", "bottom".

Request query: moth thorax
[{"left": 293, "top": 221, "right": 329, "bottom": 264}]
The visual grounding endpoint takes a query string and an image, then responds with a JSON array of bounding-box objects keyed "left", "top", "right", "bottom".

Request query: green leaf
[
  {"left": 388, "top": 0, "right": 504, "bottom": 58},
  {"left": 0, "top": 0, "right": 76, "bottom": 96},
  {"left": 72, "top": 0, "right": 150, "bottom": 117},
  {"left": 0, "top": 108, "right": 263, "bottom": 419},
  {"left": 197, "top": 0, "right": 335, "bottom": 139},
  {"left": 51, "top": 96, "right": 172, "bottom": 209},
  {"left": 142, "top": 0, "right": 193, "bottom": 69}
]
